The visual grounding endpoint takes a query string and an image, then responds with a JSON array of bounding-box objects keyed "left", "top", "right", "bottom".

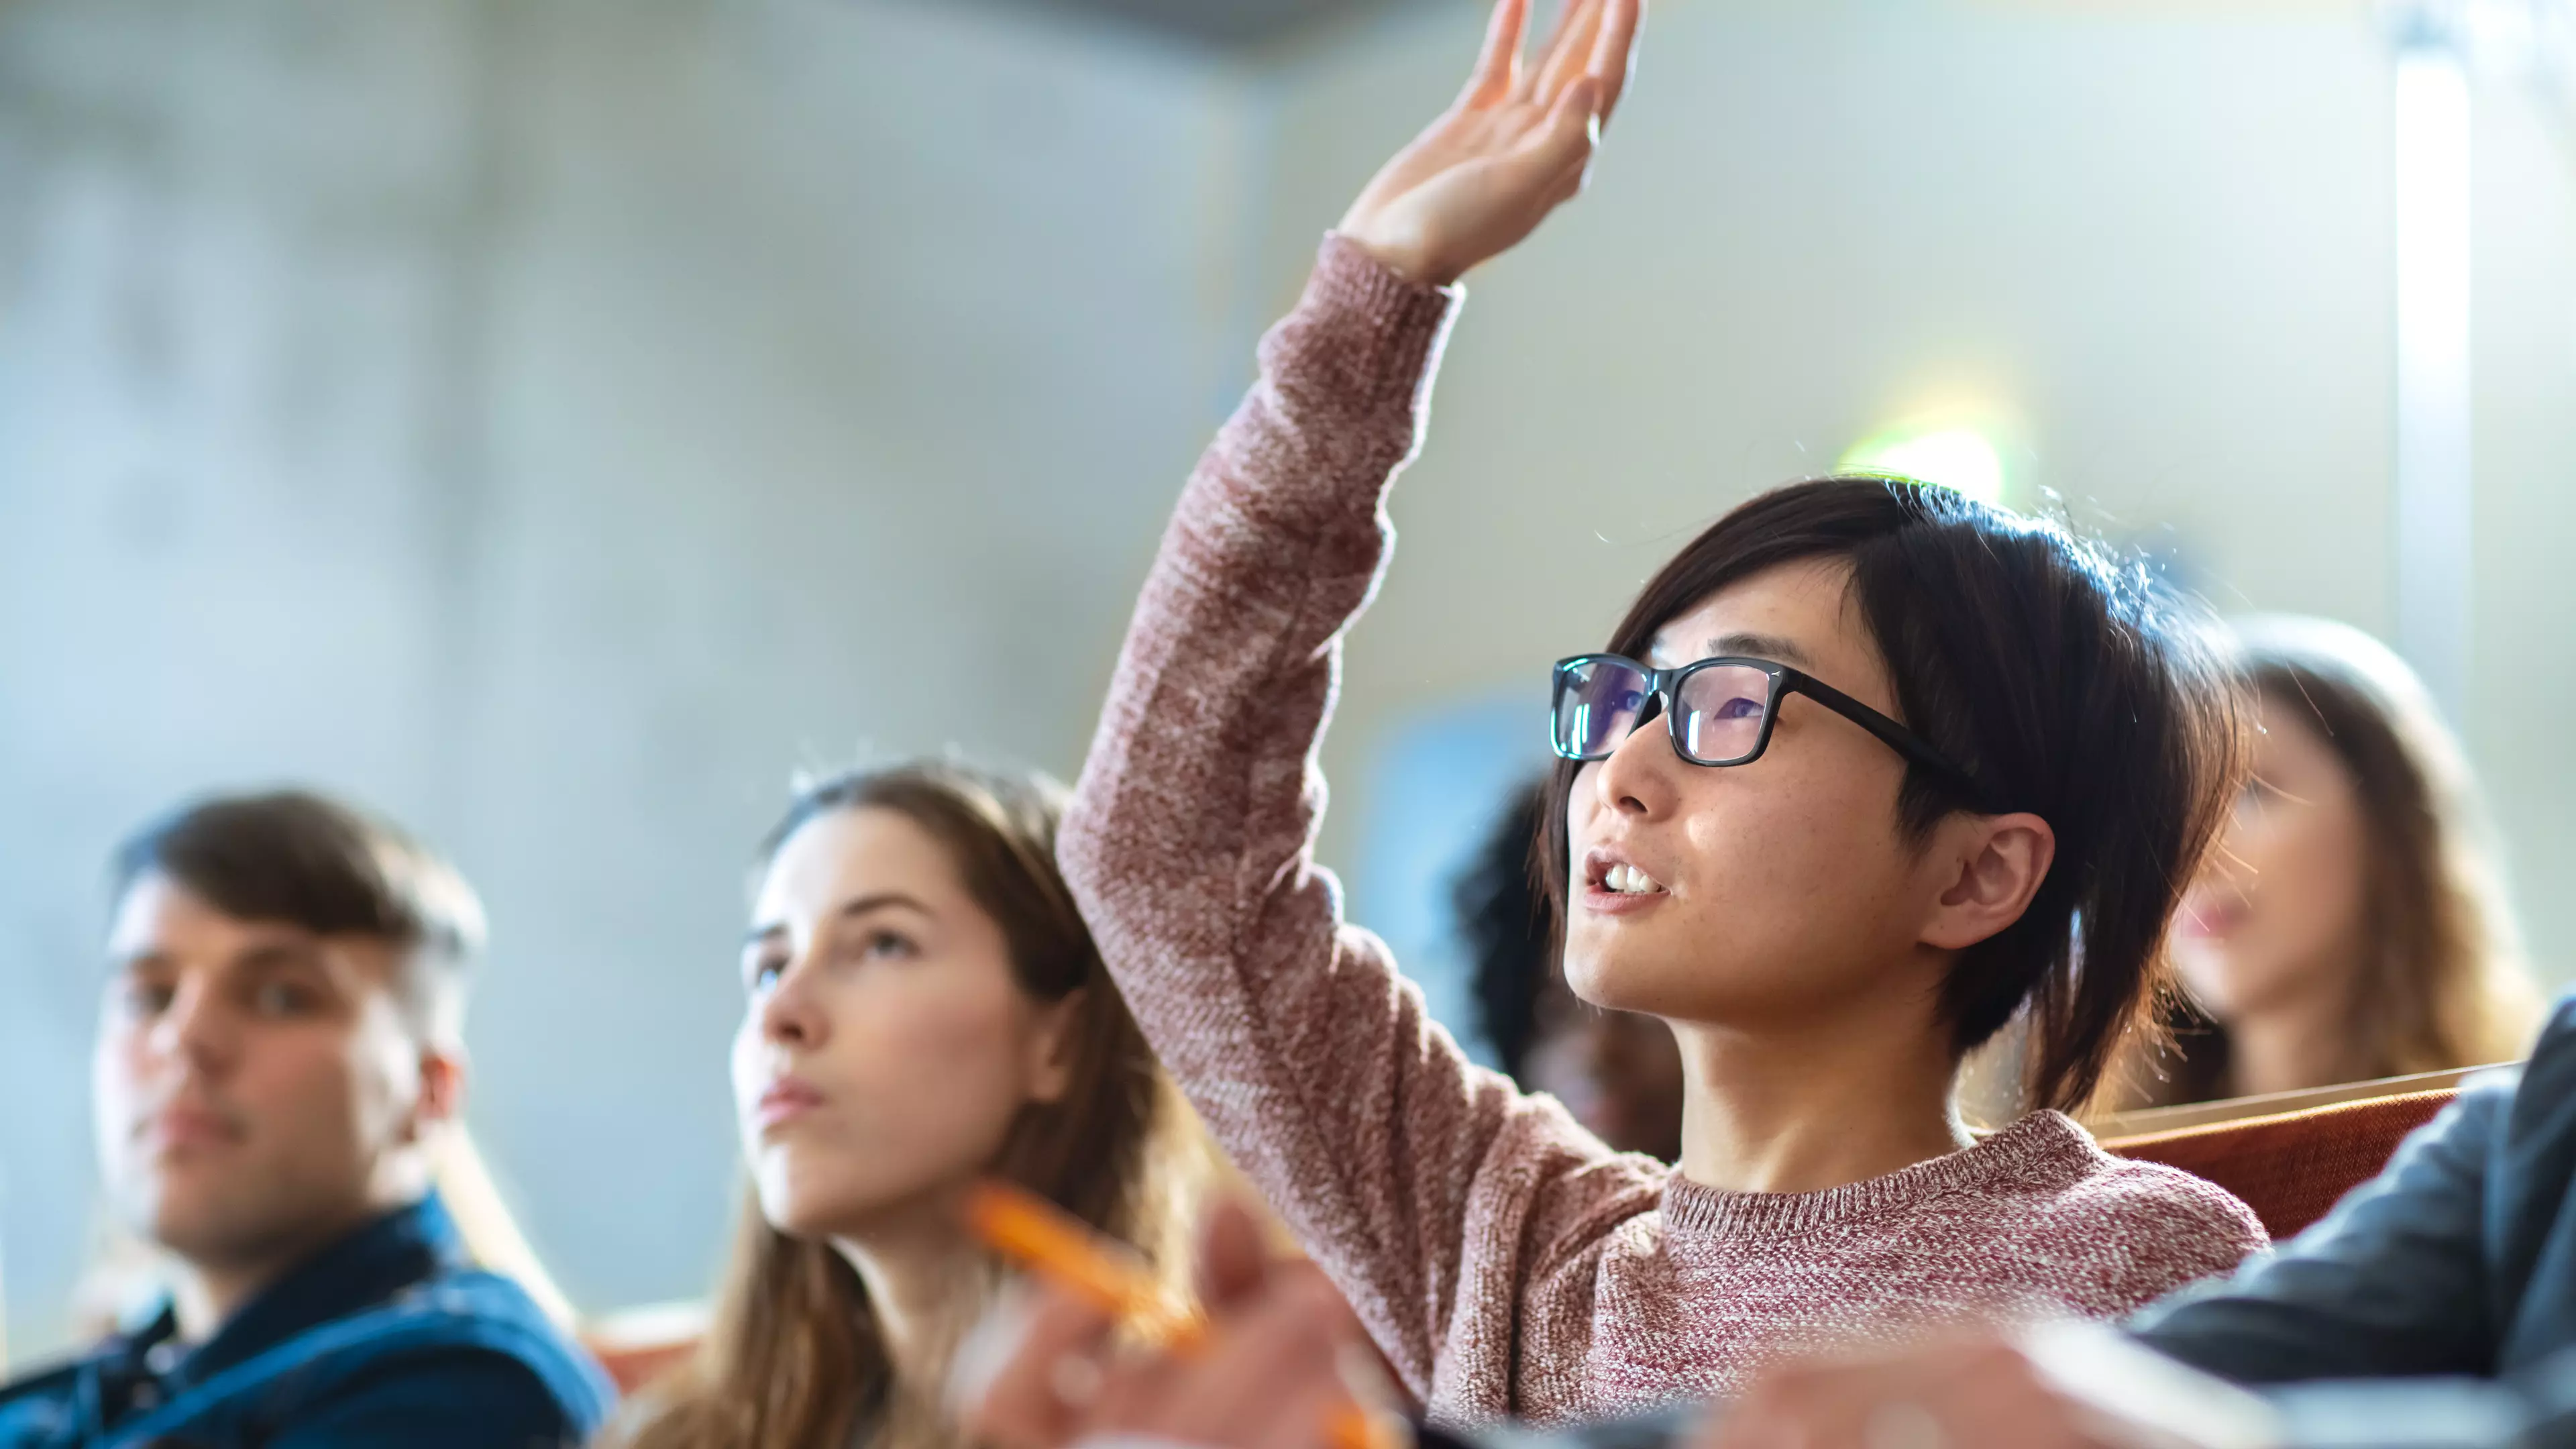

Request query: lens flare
[{"left": 1837, "top": 425, "right": 2007, "bottom": 507}]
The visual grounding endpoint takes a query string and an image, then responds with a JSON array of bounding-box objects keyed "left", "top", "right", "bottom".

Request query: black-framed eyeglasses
[{"left": 1549, "top": 653, "right": 1991, "bottom": 806}]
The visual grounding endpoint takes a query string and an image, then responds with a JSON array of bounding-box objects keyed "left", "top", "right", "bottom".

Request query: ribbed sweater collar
[{"left": 1658, "top": 1110, "right": 2103, "bottom": 1242}]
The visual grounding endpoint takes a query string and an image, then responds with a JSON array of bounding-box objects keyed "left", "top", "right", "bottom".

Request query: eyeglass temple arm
[{"left": 1783, "top": 672, "right": 1992, "bottom": 807}]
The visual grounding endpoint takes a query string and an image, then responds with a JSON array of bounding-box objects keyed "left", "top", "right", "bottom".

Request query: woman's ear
[
  {"left": 1920, "top": 813, "right": 2057, "bottom": 953},
  {"left": 1024, "top": 989, "right": 1087, "bottom": 1106}
]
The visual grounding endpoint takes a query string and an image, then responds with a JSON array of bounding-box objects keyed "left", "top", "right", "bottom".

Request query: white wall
[
  {"left": 2467, "top": 76, "right": 2576, "bottom": 967},
  {"left": 444, "top": 0, "right": 1252, "bottom": 1326},
  {"left": 4, "top": 0, "right": 2571, "bottom": 1369},
  {"left": 1262, "top": 4, "right": 2576, "bottom": 982},
  {"left": 0, "top": 0, "right": 1254, "bottom": 1360},
  {"left": 0, "top": 0, "right": 496, "bottom": 1360}
]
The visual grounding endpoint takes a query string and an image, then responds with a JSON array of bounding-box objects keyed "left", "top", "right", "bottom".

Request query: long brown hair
[
  {"left": 2136, "top": 617, "right": 2542, "bottom": 1103},
  {"left": 1539, "top": 478, "right": 2249, "bottom": 1114},
  {"left": 610, "top": 761, "right": 1202, "bottom": 1449}
]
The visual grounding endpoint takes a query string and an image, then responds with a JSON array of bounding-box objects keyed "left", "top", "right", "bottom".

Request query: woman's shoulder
[
  {"left": 1494, "top": 1093, "right": 1672, "bottom": 1272},
  {"left": 1986, "top": 1112, "right": 2268, "bottom": 1294}
]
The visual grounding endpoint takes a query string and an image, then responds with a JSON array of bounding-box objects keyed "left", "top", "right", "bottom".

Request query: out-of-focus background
[{"left": 3, "top": 0, "right": 2571, "bottom": 1362}]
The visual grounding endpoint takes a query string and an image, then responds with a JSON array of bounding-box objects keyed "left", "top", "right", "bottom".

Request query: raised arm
[{"left": 1059, "top": 0, "right": 1646, "bottom": 1396}]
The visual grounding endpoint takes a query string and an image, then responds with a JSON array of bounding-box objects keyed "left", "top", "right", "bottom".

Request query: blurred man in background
[{"left": 0, "top": 791, "right": 612, "bottom": 1447}]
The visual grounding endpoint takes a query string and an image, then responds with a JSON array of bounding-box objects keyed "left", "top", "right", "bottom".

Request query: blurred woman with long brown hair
[
  {"left": 2132, "top": 616, "right": 2544, "bottom": 1106},
  {"left": 607, "top": 761, "right": 1203, "bottom": 1449}
]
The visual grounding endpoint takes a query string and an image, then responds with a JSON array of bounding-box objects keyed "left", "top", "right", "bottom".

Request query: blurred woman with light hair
[
  {"left": 605, "top": 761, "right": 1204, "bottom": 1449},
  {"left": 2133, "top": 615, "right": 2545, "bottom": 1106}
]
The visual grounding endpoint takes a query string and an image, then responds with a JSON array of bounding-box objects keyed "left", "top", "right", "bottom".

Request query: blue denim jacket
[
  {"left": 0, "top": 1193, "right": 614, "bottom": 1448},
  {"left": 2131, "top": 994, "right": 2576, "bottom": 1446}
]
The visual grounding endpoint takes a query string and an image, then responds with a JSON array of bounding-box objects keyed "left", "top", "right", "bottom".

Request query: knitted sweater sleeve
[{"left": 1058, "top": 236, "right": 1628, "bottom": 1399}]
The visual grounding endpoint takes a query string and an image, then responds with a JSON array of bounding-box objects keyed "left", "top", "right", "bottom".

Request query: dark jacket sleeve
[
  {"left": 2256, "top": 1349, "right": 2576, "bottom": 1449},
  {"left": 2128, "top": 1073, "right": 2510, "bottom": 1382},
  {"left": 259, "top": 1346, "right": 593, "bottom": 1449},
  {"left": 2133, "top": 995, "right": 2576, "bottom": 1387}
]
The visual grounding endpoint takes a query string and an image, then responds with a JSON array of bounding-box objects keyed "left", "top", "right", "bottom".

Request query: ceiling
[{"left": 1000, "top": 0, "right": 1411, "bottom": 47}]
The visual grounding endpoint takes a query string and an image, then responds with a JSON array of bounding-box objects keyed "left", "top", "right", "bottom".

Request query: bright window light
[
  {"left": 1837, "top": 425, "right": 2007, "bottom": 508},
  {"left": 2392, "top": 42, "right": 2473, "bottom": 714}
]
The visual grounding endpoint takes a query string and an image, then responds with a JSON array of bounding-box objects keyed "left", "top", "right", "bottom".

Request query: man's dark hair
[
  {"left": 110, "top": 790, "right": 486, "bottom": 1038},
  {"left": 1540, "top": 477, "right": 2248, "bottom": 1113}
]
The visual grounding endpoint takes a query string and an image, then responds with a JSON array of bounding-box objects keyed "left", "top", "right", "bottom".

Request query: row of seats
[{"left": 576, "top": 1070, "right": 2479, "bottom": 1393}]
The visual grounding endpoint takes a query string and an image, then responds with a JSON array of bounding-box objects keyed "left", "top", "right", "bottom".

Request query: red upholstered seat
[
  {"left": 583, "top": 1301, "right": 709, "bottom": 1396},
  {"left": 2103, "top": 1087, "right": 2457, "bottom": 1240},
  {"left": 574, "top": 1083, "right": 2469, "bottom": 1395},
  {"left": 594, "top": 1336, "right": 698, "bottom": 1395}
]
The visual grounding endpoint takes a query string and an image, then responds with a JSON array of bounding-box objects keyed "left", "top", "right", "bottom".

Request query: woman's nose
[
  {"left": 1594, "top": 696, "right": 1678, "bottom": 817},
  {"left": 759, "top": 957, "right": 828, "bottom": 1048}
]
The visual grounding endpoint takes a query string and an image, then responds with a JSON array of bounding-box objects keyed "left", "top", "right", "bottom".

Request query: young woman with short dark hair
[{"left": 1057, "top": 0, "right": 2265, "bottom": 1421}]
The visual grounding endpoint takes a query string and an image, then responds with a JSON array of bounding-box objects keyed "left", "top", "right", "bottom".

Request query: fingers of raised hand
[
  {"left": 1533, "top": 0, "right": 1641, "bottom": 129},
  {"left": 1511, "top": 0, "right": 1591, "bottom": 104},
  {"left": 1529, "top": 0, "right": 1607, "bottom": 111},
  {"left": 1525, "top": 75, "right": 1603, "bottom": 180},
  {"left": 1342, "top": 0, "right": 1629, "bottom": 284},
  {"left": 1458, "top": 0, "right": 1532, "bottom": 109},
  {"left": 1589, "top": 0, "right": 1644, "bottom": 129}
]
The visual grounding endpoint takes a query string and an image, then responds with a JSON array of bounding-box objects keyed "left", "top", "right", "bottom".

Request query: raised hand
[{"left": 1339, "top": 0, "right": 1644, "bottom": 286}]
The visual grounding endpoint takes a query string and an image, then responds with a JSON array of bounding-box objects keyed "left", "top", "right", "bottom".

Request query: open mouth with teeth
[{"left": 1591, "top": 859, "right": 1666, "bottom": 896}]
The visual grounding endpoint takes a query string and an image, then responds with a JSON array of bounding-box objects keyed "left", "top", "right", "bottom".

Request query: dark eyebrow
[
  {"left": 832, "top": 892, "right": 934, "bottom": 927},
  {"left": 233, "top": 941, "right": 329, "bottom": 973},
  {"left": 741, "top": 892, "right": 935, "bottom": 948},
  {"left": 113, "top": 939, "right": 325, "bottom": 974},
  {"left": 1706, "top": 631, "right": 1817, "bottom": 669}
]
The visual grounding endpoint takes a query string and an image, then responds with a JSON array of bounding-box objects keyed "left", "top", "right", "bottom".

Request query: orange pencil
[
  {"left": 962, "top": 1180, "right": 1401, "bottom": 1449},
  {"left": 963, "top": 1179, "right": 1205, "bottom": 1348}
]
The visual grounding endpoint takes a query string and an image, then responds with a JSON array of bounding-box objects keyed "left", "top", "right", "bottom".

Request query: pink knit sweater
[{"left": 1059, "top": 236, "right": 2268, "bottom": 1426}]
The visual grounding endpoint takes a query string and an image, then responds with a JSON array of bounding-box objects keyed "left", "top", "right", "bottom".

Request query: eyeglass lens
[{"left": 1554, "top": 659, "right": 1776, "bottom": 765}]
